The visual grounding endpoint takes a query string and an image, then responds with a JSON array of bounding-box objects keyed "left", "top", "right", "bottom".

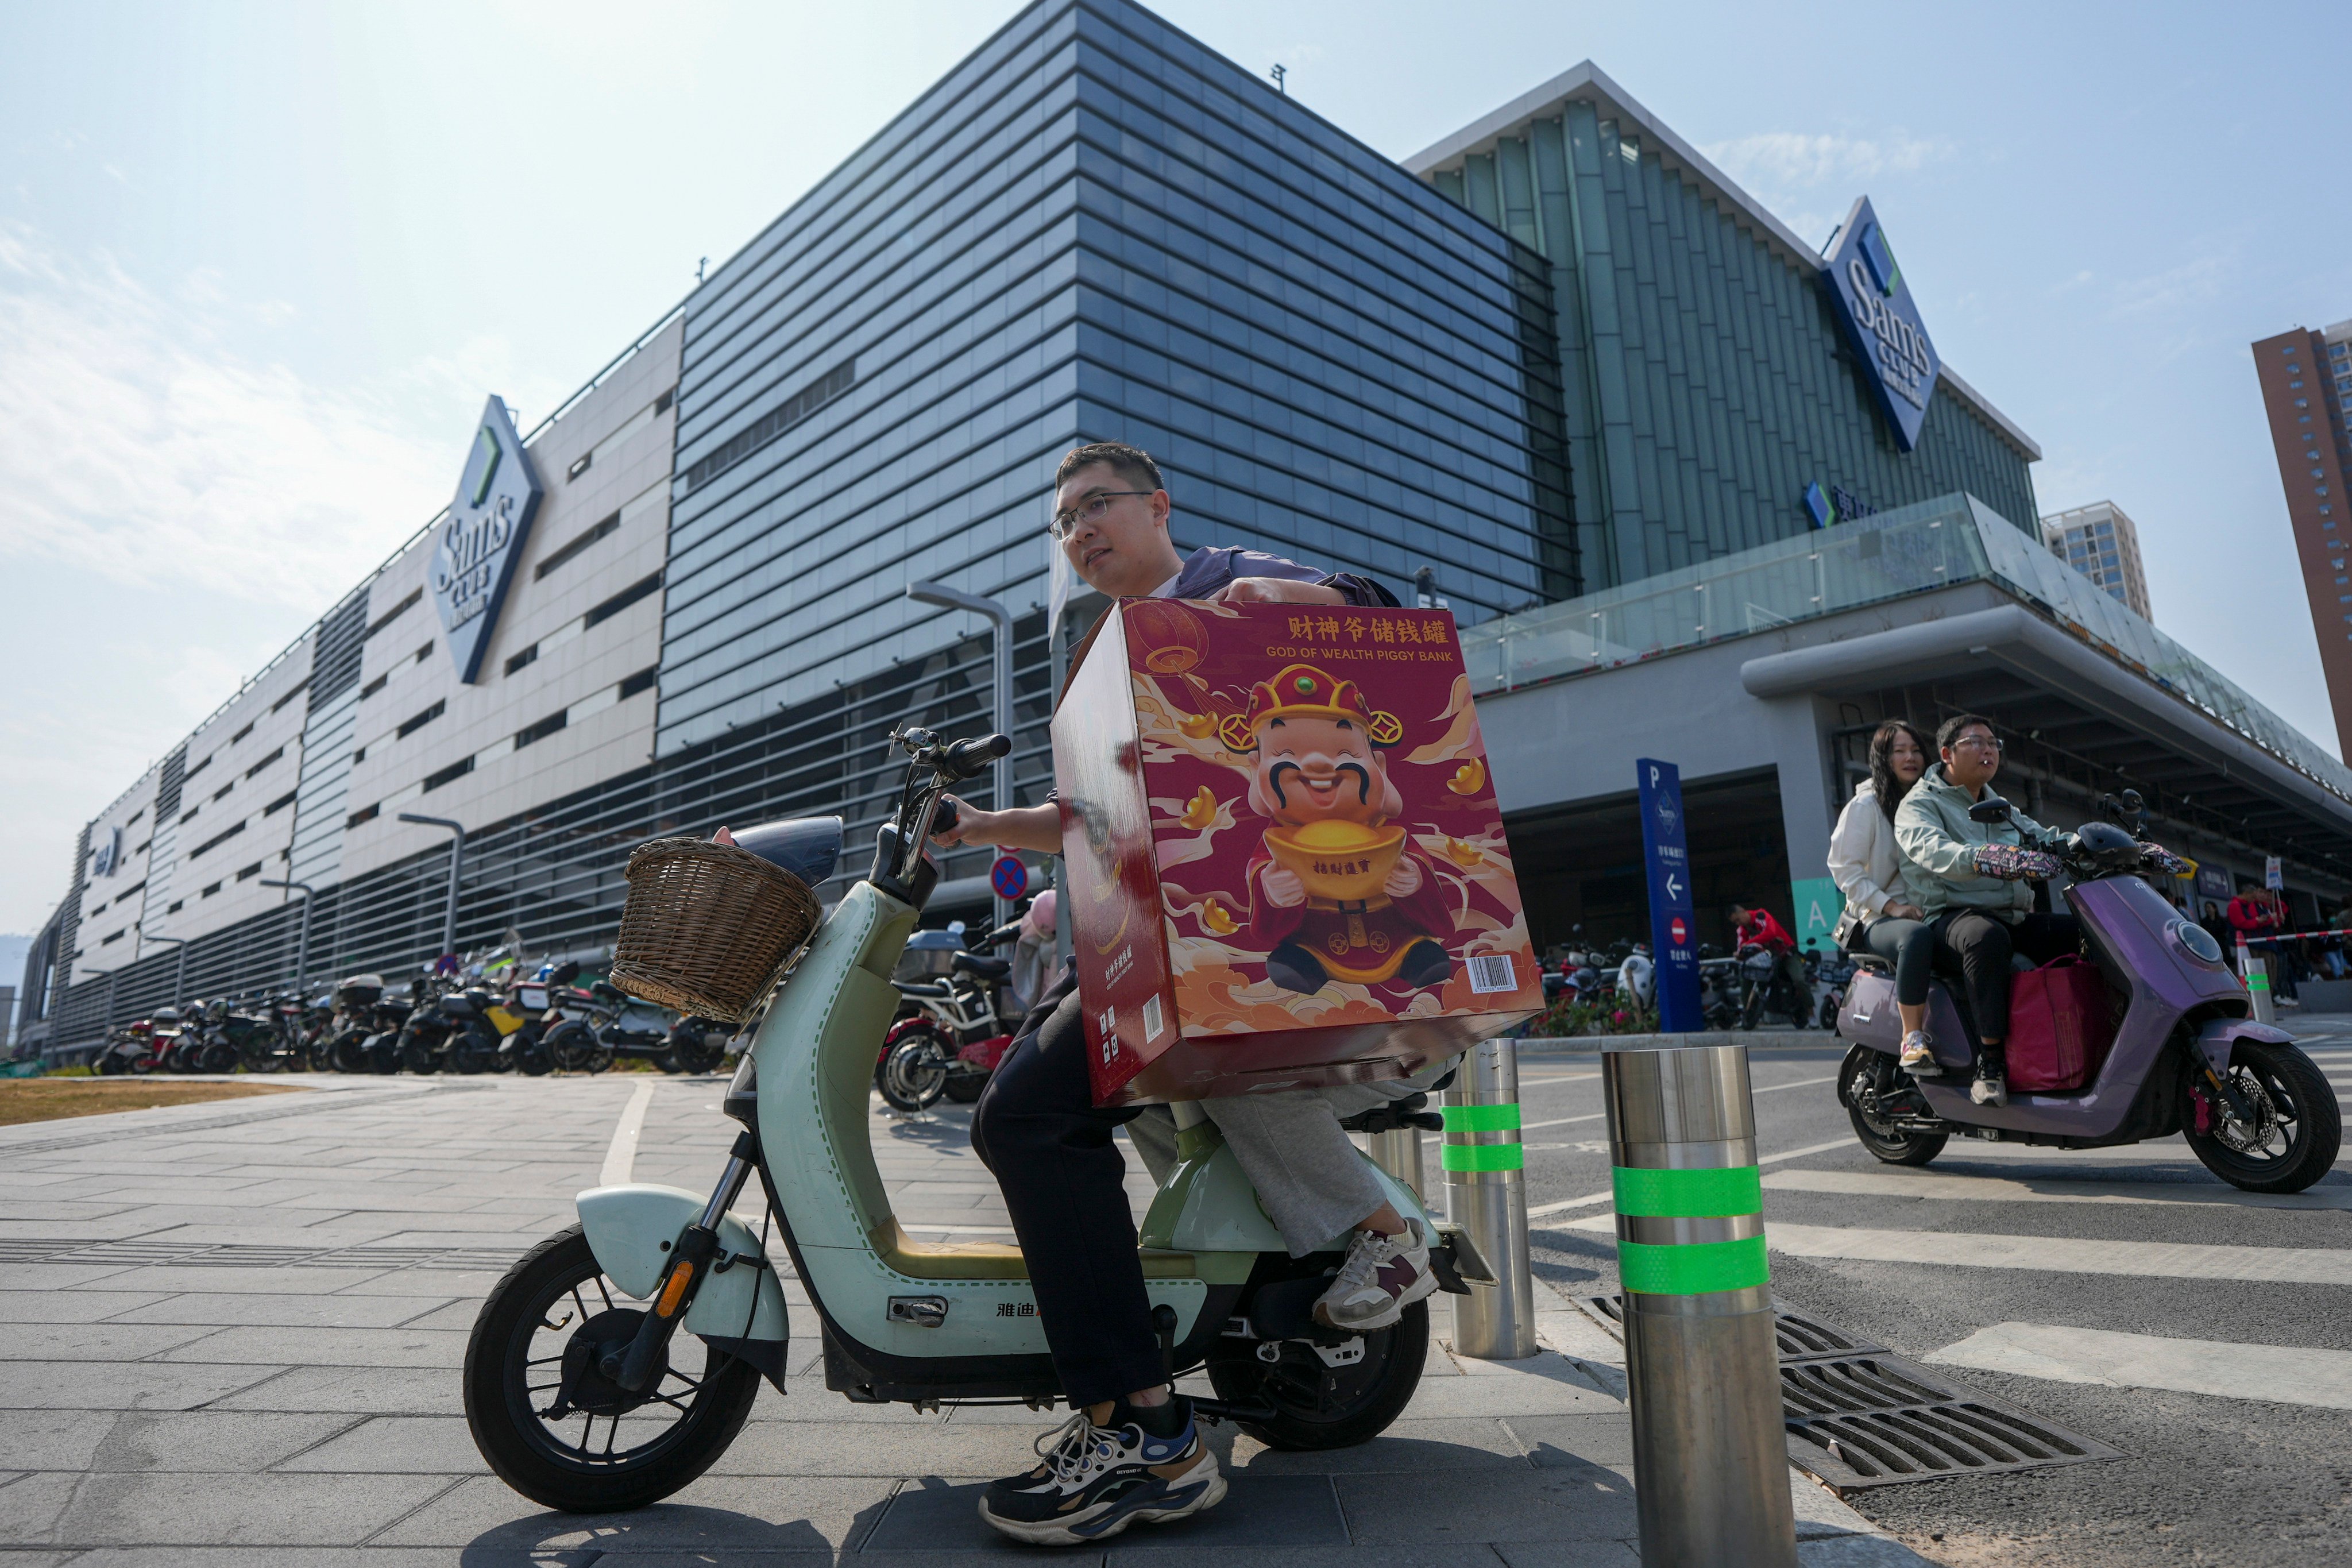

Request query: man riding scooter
[
  {"left": 930, "top": 442, "right": 1443, "bottom": 1545},
  {"left": 1893, "top": 714, "right": 2080, "bottom": 1106}
]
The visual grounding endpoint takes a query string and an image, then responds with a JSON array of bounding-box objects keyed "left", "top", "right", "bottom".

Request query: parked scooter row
[
  {"left": 97, "top": 992, "right": 333, "bottom": 1075},
  {"left": 98, "top": 957, "right": 736, "bottom": 1079}
]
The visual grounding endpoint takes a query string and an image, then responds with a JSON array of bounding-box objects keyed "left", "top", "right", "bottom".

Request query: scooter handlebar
[{"left": 942, "top": 733, "right": 1011, "bottom": 782}]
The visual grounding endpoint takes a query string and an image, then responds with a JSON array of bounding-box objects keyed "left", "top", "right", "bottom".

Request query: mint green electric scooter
[{"left": 462, "top": 728, "right": 1489, "bottom": 1512}]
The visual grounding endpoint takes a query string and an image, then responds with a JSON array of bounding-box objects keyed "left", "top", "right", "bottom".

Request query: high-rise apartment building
[
  {"left": 2254, "top": 319, "right": 2352, "bottom": 758},
  {"left": 2040, "top": 500, "right": 2150, "bottom": 619}
]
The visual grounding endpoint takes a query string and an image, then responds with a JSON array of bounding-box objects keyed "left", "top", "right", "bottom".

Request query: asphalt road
[{"left": 1513, "top": 1019, "right": 2352, "bottom": 1568}]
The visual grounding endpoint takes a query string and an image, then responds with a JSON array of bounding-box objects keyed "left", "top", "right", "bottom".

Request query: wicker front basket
[{"left": 609, "top": 837, "right": 821, "bottom": 1022}]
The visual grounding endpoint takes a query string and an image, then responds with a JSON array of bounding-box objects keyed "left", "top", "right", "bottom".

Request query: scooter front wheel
[
  {"left": 464, "top": 1225, "right": 759, "bottom": 1513},
  {"left": 2184, "top": 1041, "right": 2342, "bottom": 1194},
  {"left": 1203, "top": 1299, "right": 1427, "bottom": 1450}
]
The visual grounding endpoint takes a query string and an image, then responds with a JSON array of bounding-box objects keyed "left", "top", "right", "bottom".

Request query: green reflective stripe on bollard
[
  {"left": 1442, "top": 1142, "right": 1525, "bottom": 1172},
  {"left": 2247, "top": 970, "right": 2270, "bottom": 992},
  {"left": 1442, "top": 1102, "right": 1520, "bottom": 1133},
  {"left": 1617, "top": 1235, "right": 1770, "bottom": 1295},
  {"left": 1611, "top": 1164, "right": 1762, "bottom": 1218}
]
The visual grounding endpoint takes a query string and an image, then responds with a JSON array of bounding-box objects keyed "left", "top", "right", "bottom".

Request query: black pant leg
[
  {"left": 1864, "top": 917, "right": 1934, "bottom": 1007},
  {"left": 968, "top": 987, "right": 1163, "bottom": 1407},
  {"left": 1934, "top": 911, "right": 2015, "bottom": 1045}
]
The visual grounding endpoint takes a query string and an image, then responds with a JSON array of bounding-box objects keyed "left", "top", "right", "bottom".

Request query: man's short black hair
[
  {"left": 1055, "top": 441, "right": 1164, "bottom": 497},
  {"left": 1936, "top": 712, "right": 1997, "bottom": 753}
]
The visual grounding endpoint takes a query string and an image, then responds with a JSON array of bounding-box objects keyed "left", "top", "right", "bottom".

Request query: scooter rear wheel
[
  {"left": 464, "top": 1225, "right": 759, "bottom": 1513},
  {"left": 1839, "top": 1045, "right": 1947, "bottom": 1166},
  {"left": 2184, "top": 1041, "right": 2342, "bottom": 1194},
  {"left": 1203, "top": 1299, "right": 1427, "bottom": 1450}
]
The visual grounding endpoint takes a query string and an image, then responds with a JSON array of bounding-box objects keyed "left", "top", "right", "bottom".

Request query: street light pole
[
  {"left": 260, "top": 879, "right": 318, "bottom": 999},
  {"left": 906, "top": 580, "right": 1017, "bottom": 930},
  {"left": 397, "top": 815, "right": 467, "bottom": 962},
  {"left": 135, "top": 924, "right": 188, "bottom": 1011}
]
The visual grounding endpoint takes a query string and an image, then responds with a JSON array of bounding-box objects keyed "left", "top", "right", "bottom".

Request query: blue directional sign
[
  {"left": 430, "top": 396, "right": 543, "bottom": 683},
  {"left": 1636, "top": 758, "right": 1703, "bottom": 1033},
  {"left": 1821, "top": 196, "right": 1941, "bottom": 453},
  {"left": 990, "top": 855, "right": 1029, "bottom": 901}
]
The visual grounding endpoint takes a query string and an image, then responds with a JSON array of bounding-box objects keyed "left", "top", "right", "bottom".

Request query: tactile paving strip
[
  {"left": 1577, "top": 1293, "right": 2126, "bottom": 1492},
  {"left": 0, "top": 1237, "right": 525, "bottom": 1272}
]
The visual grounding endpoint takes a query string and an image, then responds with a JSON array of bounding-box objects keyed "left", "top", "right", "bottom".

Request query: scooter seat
[
  {"left": 952, "top": 952, "right": 1011, "bottom": 981},
  {"left": 870, "top": 1218, "right": 1197, "bottom": 1282},
  {"left": 891, "top": 980, "right": 952, "bottom": 999}
]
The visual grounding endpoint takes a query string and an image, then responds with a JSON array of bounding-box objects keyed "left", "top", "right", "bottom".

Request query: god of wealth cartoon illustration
[{"left": 1218, "top": 663, "right": 1455, "bottom": 995}]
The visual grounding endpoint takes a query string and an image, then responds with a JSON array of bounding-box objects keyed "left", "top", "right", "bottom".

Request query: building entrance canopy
[{"left": 1463, "top": 495, "right": 2352, "bottom": 895}]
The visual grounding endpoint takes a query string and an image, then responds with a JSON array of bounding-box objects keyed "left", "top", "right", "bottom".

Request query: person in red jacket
[
  {"left": 1731, "top": 902, "right": 1809, "bottom": 1022},
  {"left": 2226, "top": 887, "right": 2279, "bottom": 964}
]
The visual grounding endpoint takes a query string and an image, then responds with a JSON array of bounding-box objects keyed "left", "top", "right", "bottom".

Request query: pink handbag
[{"left": 2006, "top": 955, "right": 2112, "bottom": 1092}]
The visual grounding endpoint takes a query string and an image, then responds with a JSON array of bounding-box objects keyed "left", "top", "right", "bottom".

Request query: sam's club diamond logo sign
[
  {"left": 1822, "top": 196, "right": 1940, "bottom": 452},
  {"left": 431, "top": 396, "right": 543, "bottom": 684}
]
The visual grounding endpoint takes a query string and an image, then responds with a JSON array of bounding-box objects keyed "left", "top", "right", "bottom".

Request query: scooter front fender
[
  {"left": 576, "top": 1184, "right": 790, "bottom": 1372},
  {"left": 2193, "top": 1017, "right": 2296, "bottom": 1075}
]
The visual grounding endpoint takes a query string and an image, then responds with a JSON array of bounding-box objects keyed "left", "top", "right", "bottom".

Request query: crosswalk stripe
[
  {"left": 1762, "top": 1166, "right": 2352, "bottom": 1211},
  {"left": 1755, "top": 1222, "right": 2352, "bottom": 1285},
  {"left": 1524, "top": 1136, "right": 1855, "bottom": 1219},
  {"left": 1928, "top": 1322, "right": 2352, "bottom": 1411},
  {"left": 1559, "top": 1214, "right": 2352, "bottom": 1283}
]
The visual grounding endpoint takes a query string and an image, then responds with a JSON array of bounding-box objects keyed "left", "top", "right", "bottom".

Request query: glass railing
[{"left": 1461, "top": 493, "right": 2352, "bottom": 803}]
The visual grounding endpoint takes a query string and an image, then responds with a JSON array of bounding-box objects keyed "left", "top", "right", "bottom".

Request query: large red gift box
[{"left": 1053, "top": 598, "right": 1544, "bottom": 1105}]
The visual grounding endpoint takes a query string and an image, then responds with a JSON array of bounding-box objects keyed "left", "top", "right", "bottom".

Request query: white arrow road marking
[
  {"left": 1928, "top": 1323, "right": 2352, "bottom": 1411},
  {"left": 600, "top": 1077, "right": 655, "bottom": 1187},
  {"left": 1764, "top": 1166, "right": 2352, "bottom": 1211}
]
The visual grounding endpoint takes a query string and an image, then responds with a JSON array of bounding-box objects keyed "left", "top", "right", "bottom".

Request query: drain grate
[
  {"left": 1576, "top": 1294, "right": 2126, "bottom": 1492},
  {"left": 0, "top": 1237, "right": 527, "bottom": 1273}
]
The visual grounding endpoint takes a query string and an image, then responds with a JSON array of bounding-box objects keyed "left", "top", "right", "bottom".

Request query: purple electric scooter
[{"left": 1838, "top": 790, "right": 2342, "bottom": 1193}]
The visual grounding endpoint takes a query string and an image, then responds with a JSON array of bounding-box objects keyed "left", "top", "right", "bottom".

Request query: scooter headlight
[{"left": 2169, "top": 918, "right": 2224, "bottom": 967}]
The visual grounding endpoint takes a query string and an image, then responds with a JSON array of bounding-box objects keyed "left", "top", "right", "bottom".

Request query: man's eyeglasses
[
  {"left": 1047, "top": 490, "right": 1154, "bottom": 541},
  {"left": 1951, "top": 735, "right": 2004, "bottom": 752}
]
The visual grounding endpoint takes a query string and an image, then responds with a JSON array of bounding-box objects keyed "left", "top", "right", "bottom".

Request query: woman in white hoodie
[{"left": 1829, "top": 720, "right": 1935, "bottom": 1066}]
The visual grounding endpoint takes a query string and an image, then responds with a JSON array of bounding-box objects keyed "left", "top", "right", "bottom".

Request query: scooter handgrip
[{"left": 944, "top": 733, "right": 1011, "bottom": 781}]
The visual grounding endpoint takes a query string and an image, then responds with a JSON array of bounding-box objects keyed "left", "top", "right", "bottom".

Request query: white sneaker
[
  {"left": 1314, "top": 1219, "right": 1438, "bottom": 1331},
  {"left": 1898, "top": 1030, "right": 1934, "bottom": 1068},
  {"left": 1970, "top": 1073, "right": 2007, "bottom": 1107}
]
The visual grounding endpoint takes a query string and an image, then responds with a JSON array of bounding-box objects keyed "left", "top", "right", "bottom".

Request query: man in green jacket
[{"left": 1892, "top": 713, "right": 2079, "bottom": 1104}]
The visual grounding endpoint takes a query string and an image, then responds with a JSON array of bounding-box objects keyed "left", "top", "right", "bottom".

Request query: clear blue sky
[{"left": 2, "top": 0, "right": 2346, "bottom": 930}]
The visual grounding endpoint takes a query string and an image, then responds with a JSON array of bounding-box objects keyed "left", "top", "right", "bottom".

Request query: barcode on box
[
  {"left": 1466, "top": 954, "right": 1517, "bottom": 995},
  {"left": 1142, "top": 994, "right": 1164, "bottom": 1044}
]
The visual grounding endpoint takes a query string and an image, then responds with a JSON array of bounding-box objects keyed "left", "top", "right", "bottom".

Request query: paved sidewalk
[{"left": 0, "top": 1074, "right": 1927, "bottom": 1565}]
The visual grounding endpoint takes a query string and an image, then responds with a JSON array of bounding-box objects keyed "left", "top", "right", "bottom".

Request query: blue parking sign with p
[{"left": 1637, "top": 759, "right": 1703, "bottom": 1033}]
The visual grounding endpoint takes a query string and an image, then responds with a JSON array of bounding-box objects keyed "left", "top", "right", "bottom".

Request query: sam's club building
[{"left": 20, "top": 0, "right": 2352, "bottom": 1054}]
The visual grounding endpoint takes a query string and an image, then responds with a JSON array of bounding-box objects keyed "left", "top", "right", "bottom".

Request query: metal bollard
[
  {"left": 1366, "top": 1126, "right": 1426, "bottom": 1204},
  {"left": 2237, "top": 941, "right": 2276, "bottom": 1025},
  {"left": 1443, "top": 1036, "right": 1536, "bottom": 1359},
  {"left": 1602, "top": 1042, "right": 1796, "bottom": 1568}
]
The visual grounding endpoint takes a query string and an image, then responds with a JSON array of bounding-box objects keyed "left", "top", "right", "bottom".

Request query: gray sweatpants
[{"left": 1126, "top": 1061, "right": 1455, "bottom": 1257}]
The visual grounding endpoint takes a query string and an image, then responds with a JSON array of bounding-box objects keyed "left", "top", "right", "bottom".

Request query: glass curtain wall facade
[
  {"left": 654, "top": 0, "right": 1574, "bottom": 897},
  {"left": 1420, "top": 99, "right": 2038, "bottom": 590}
]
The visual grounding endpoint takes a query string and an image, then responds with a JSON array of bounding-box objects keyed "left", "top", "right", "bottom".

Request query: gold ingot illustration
[
  {"left": 1178, "top": 785, "right": 1219, "bottom": 831},
  {"left": 1440, "top": 836, "right": 1485, "bottom": 869},
  {"left": 1262, "top": 820, "right": 1407, "bottom": 903},
  {"left": 1446, "top": 759, "right": 1486, "bottom": 796},
  {"left": 1200, "top": 898, "right": 1239, "bottom": 935}
]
